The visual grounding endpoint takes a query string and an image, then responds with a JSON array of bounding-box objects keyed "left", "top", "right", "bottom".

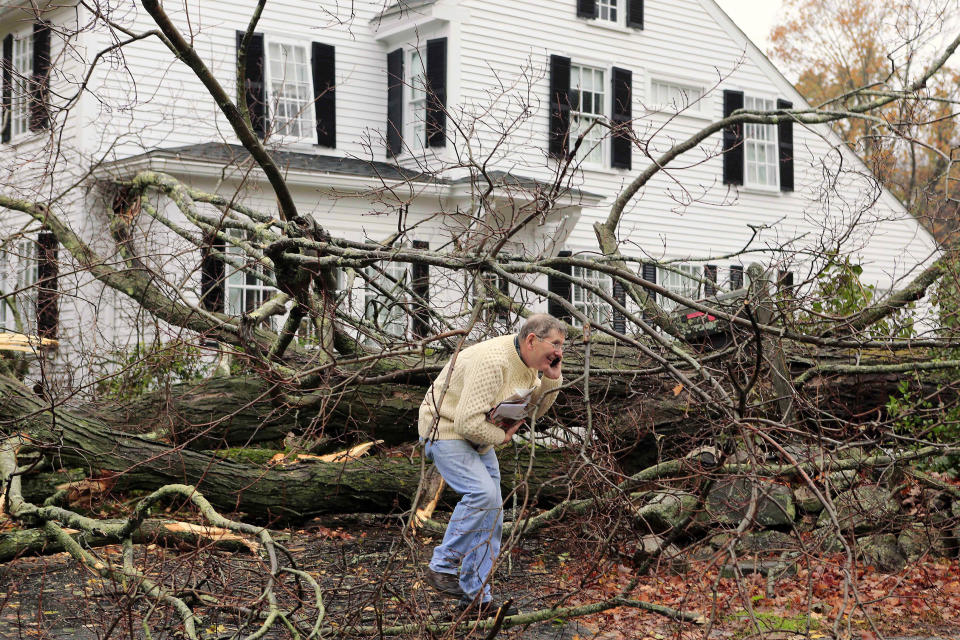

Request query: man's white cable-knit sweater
[{"left": 418, "top": 334, "right": 563, "bottom": 450}]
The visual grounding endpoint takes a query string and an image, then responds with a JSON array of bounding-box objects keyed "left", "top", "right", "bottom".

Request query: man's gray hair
[{"left": 518, "top": 313, "right": 567, "bottom": 341}]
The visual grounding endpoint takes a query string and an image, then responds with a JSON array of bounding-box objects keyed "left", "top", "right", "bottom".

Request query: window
[
  {"left": 657, "top": 264, "right": 702, "bottom": 313},
  {"left": 729, "top": 265, "right": 745, "bottom": 290},
  {"left": 225, "top": 236, "right": 279, "bottom": 330},
  {"left": 365, "top": 262, "right": 409, "bottom": 339},
  {"left": 266, "top": 40, "right": 314, "bottom": 139},
  {"left": 597, "top": 0, "right": 619, "bottom": 22},
  {"left": 650, "top": 79, "right": 705, "bottom": 114},
  {"left": 408, "top": 49, "right": 426, "bottom": 150},
  {"left": 743, "top": 96, "right": 779, "bottom": 188},
  {"left": 0, "top": 249, "right": 10, "bottom": 330},
  {"left": 0, "top": 239, "right": 41, "bottom": 333},
  {"left": 471, "top": 272, "right": 510, "bottom": 323},
  {"left": 10, "top": 33, "right": 33, "bottom": 139},
  {"left": 571, "top": 265, "right": 612, "bottom": 326},
  {"left": 570, "top": 65, "right": 605, "bottom": 165}
]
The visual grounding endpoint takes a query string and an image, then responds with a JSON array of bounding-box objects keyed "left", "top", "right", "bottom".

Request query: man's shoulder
[{"left": 462, "top": 334, "right": 515, "bottom": 363}]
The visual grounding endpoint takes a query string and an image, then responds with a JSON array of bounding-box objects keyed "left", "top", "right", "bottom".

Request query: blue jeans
[{"left": 424, "top": 439, "right": 502, "bottom": 603}]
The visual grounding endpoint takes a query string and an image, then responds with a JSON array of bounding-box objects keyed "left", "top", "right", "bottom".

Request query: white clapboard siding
[{"left": 0, "top": 0, "right": 943, "bottom": 385}]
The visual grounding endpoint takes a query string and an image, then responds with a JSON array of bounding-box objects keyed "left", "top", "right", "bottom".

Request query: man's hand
[
  {"left": 501, "top": 421, "right": 523, "bottom": 444},
  {"left": 543, "top": 355, "right": 563, "bottom": 380}
]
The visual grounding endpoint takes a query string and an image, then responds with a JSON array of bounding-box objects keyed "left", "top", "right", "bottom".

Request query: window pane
[
  {"left": 268, "top": 41, "right": 314, "bottom": 139},
  {"left": 571, "top": 265, "right": 613, "bottom": 326},
  {"left": 225, "top": 232, "right": 280, "bottom": 330},
  {"left": 570, "top": 64, "right": 606, "bottom": 164},
  {"left": 650, "top": 79, "right": 705, "bottom": 113},
  {"left": 657, "top": 265, "right": 702, "bottom": 313},
  {"left": 365, "top": 262, "right": 409, "bottom": 338},
  {"left": 12, "top": 35, "right": 33, "bottom": 138},
  {"left": 598, "top": 0, "right": 618, "bottom": 22},
  {"left": 743, "top": 96, "right": 778, "bottom": 187}
]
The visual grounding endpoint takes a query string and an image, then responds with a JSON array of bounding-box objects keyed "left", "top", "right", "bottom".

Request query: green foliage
[
  {"left": 930, "top": 255, "right": 960, "bottom": 354},
  {"left": 887, "top": 379, "right": 960, "bottom": 470},
  {"left": 809, "top": 254, "right": 915, "bottom": 338},
  {"left": 98, "top": 339, "right": 209, "bottom": 399}
]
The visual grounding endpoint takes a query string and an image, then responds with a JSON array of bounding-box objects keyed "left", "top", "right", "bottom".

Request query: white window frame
[
  {"left": 657, "top": 264, "right": 702, "bottom": 313},
  {"left": 4, "top": 238, "right": 40, "bottom": 334},
  {"left": 264, "top": 37, "right": 315, "bottom": 141},
  {"left": 0, "top": 249, "right": 10, "bottom": 330},
  {"left": 364, "top": 261, "right": 410, "bottom": 340},
  {"left": 743, "top": 95, "right": 779, "bottom": 189},
  {"left": 469, "top": 272, "right": 512, "bottom": 324},
  {"left": 225, "top": 233, "right": 280, "bottom": 331},
  {"left": 10, "top": 32, "right": 33, "bottom": 140},
  {"left": 569, "top": 63, "right": 607, "bottom": 167},
  {"left": 596, "top": 0, "right": 620, "bottom": 23},
  {"left": 407, "top": 48, "right": 427, "bottom": 152},
  {"left": 648, "top": 78, "right": 708, "bottom": 117},
  {"left": 571, "top": 265, "right": 613, "bottom": 327}
]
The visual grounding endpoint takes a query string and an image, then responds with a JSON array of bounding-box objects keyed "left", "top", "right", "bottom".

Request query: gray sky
[{"left": 713, "top": 0, "right": 784, "bottom": 53}]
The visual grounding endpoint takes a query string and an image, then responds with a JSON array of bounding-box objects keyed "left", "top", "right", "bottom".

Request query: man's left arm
[{"left": 531, "top": 374, "right": 563, "bottom": 419}]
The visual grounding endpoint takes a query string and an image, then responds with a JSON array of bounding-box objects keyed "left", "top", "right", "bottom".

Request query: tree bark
[
  {"left": 2, "top": 374, "right": 573, "bottom": 523},
  {"left": 0, "top": 518, "right": 257, "bottom": 562},
  {"left": 96, "top": 376, "right": 427, "bottom": 449}
]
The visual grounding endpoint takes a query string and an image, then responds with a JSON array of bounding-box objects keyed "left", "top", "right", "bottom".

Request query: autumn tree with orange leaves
[{"left": 770, "top": 0, "right": 960, "bottom": 238}]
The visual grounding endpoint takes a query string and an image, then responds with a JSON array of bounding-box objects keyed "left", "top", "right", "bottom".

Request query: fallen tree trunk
[
  {"left": 95, "top": 376, "right": 427, "bottom": 449},
  {"left": 94, "top": 373, "right": 693, "bottom": 452},
  {"left": 92, "top": 364, "right": 946, "bottom": 452},
  {"left": 3, "top": 374, "right": 573, "bottom": 523}
]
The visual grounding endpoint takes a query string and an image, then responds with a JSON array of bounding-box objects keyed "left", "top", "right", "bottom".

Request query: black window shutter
[
  {"left": 386, "top": 48, "right": 404, "bottom": 157},
  {"left": 426, "top": 38, "right": 447, "bottom": 148},
  {"left": 611, "top": 67, "right": 632, "bottom": 170},
  {"left": 722, "top": 89, "right": 744, "bottom": 185},
  {"left": 548, "top": 55, "right": 571, "bottom": 159},
  {"left": 200, "top": 233, "right": 226, "bottom": 313},
  {"left": 777, "top": 98, "right": 794, "bottom": 192},
  {"left": 704, "top": 264, "right": 717, "bottom": 296},
  {"left": 778, "top": 270, "right": 794, "bottom": 290},
  {"left": 577, "top": 0, "right": 597, "bottom": 18},
  {"left": 641, "top": 262, "right": 657, "bottom": 318},
  {"left": 236, "top": 30, "right": 266, "bottom": 138},
  {"left": 311, "top": 42, "right": 336, "bottom": 148},
  {"left": 2, "top": 34, "right": 11, "bottom": 143},
  {"left": 729, "top": 265, "right": 744, "bottom": 290},
  {"left": 36, "top": 230, "right": 57, "bottom": 338},
  {"left": 641, "top": 262, "right": 657, "bottom": 283},
  {"left": 626, "top": 0, "right": 644, "bottom": 28},
  {"left": 29, "top": 22, "right": 50, "bottom": 132},
  {"left": 412, "top": 240, "right": 430, "bottom": 338},
  {"left": 548, "top": 250, "right": 572, "bottom": 320},
  {"left": 612, "top": 279, "right": 626, "bottom": 333},
  {"left": 497, "top": 274, "right": 510, "bottom": 320}
]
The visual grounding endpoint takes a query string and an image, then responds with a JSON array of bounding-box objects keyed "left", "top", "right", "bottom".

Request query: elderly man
[{"left": 418, "top": 313, "right": 566, "bottom": 617}]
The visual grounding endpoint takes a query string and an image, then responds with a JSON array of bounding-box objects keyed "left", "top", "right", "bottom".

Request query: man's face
[{"left": 524, "top": 329, "right": 565, "bottom": 374}]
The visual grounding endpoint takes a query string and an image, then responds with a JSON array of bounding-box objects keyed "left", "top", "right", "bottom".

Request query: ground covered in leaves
[{"left": 0, "top": 513, "right": 958, "bottom": 639}]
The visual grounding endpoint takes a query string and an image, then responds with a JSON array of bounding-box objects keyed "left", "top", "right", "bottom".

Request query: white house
[{"left": 0, "top": 0, "right": 940, "bottom": 386}]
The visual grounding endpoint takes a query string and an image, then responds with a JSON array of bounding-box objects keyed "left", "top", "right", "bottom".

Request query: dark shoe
[
  {"left": 457, "top": 596, "right": 519, "bottom": 619},
  {"left": 425, "top": 568, "right": 464, "bottom": 597}
]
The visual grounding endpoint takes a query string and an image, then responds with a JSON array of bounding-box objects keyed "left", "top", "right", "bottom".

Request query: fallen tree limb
[
  {"left": 341, "top": 595, "right": 704, "bottom": 636},
  {"left": 0, "top": 517, "right": 260, "bottom": 562},
  {"left": 2, "top": 372, "right": 573, "bottom": 521},
  {"left": 419, "top": 445, "right": 960, "bottom": 536}
]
